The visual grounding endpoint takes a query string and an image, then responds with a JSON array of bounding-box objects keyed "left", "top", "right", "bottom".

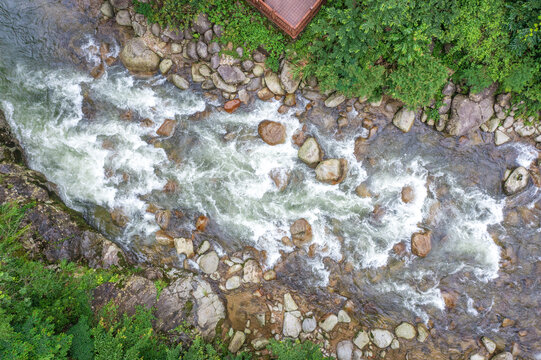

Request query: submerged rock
[
  {"left": 401, "top": 186, "right": 414, "bottom": 203},
  {"left": 411, "top": 231, "right": 432, "bottom": 257},
  {"left": 298, "top": 137, "right": 323, "bottom": 167},
  {"left": 120, "top": 38, "right": 160, "bottom": 74},
  {"left": 503, "top": 167, "right": 530, "bottom": 195},
  {"left": 290, "top": 218, "right": 313, "bottom": 247},
  {"left": 315, "top": 159, "right": 348, "bottom": 185},
  {"left": 258, "top": 120, "right": 286, "bottom": 145},
  {"left": 156, "top": 119, "right": 176, "bottom": 137}
]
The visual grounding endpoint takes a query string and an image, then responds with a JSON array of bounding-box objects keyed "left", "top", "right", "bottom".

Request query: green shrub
[{"left": 267, "top": 339, "right": 331, "bottom": 360}]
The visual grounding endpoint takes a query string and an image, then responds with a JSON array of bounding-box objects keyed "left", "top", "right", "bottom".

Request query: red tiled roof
[{"left": 245, "top": 0, "right": 325, "bottom": 38}]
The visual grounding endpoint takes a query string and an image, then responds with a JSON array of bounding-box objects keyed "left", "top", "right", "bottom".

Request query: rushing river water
[{"left": 1, "top": 0, "right": 540, "bottom": 357}]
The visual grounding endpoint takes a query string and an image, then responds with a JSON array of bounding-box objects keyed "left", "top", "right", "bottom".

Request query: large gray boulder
[
  {"left": 503, "top": 167, "right": 530, "bottom": 195},
  {"left": 120, "top": 38, "right": 160, "bottom": 74},
  {"left": 315, "top": 159, "right": 348, "bottom": 185},
  {"left": 217, "top": 65, "right": 246, "bottom": 85},
  {"left": 298, "top": 137, "right": 323, "bottom": 167},
  {"left": 282, "top": 312, "right": 302, "bottom": 338},
  {"left": 446, "top": 84, "right": 497, "bottom": 136},
  {"left": 393, "top": 107, "right": 416, "bottom": 132},
  {"left": 211, "top": 73, "right": 237, "bottom": 93},
  {"left": 193, "top": 280, "right": 225, "bottom": 339},
  {"left": 280, "top": 62, "right": 301, "bottom": 94}
]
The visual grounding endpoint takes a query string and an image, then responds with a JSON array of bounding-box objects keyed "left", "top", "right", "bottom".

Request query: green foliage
[{"left": 267, "top": 339, "right": 331, "bottom": 360}]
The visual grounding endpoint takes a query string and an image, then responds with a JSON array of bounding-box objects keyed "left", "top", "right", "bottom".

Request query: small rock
[
  {"left": 198, "top": 251, "right": 219, "bottom": 274},
  {"left": 196, "top": 41, "right": 209, "bottom": 59},
  {"left": 174, "top": 237, "right": 194, "bottom": 257},
  {"left": 100, "top": 2, "right": 114, "bottom": 18},
  {"left": 290, "top": 219, "right": 313, "bottom": 247},
  {"left": 390, "top": 339, "right": 400, "bottom": 349},
  {"left": 370, "top": 329, "right": 394, "bottom": 348},
  {"left": 470, "top": 354, "right": 486, "bottom": 360},
  {"left": 251, "top": 338, "right": 269, "bottom": 350},
  {"left": 319, "top": 314, "right": 338, "bottom": 332},
  {"left": 258, "top": 120, "right": 286, "bottom": 145},
  {"left": 280, "top": 62, "right": 301, "bottom": 94},
  {"left": 417, "top": 324, "right": 429, "bottom": 342},
  {"left": 491, "top": 352, "right": 513, "bottom": 360},
  {"left": 211, "top": 73, "right": 237, "bottom": 93},
  {"left": 284, "top": 93, "right": 296, "bottom": 107},
  {"left": 242, "top": 60, "right": 254, "bottom": 72},
  {"left": 283, "top": 312, "right": 302, "bottom": 338},
  {"left": 338, "top": 310, "right": 351, "bottom": 323},
  {"left": 284, "top": 293, "right": 298, "bottom": 311},
  {"left": 238, "top": 89, "right": 250, "bottom": 104},
  {"left": 481, "top": 336, "right": 497, "bottom": 354},
  {"left": 242, "top": 259, "right": 262, "bottom": 283},
  {"left": 110, "top": 0, "right": 130, "bottom": 9},
  {"left": 355, "top": 183, "right": 372, "bottom": 198},
  {"left": 353, "top": 330, "right": 370, "bottom": 350},
  {"left": 159, "top": 59, "right": 173, "bottom": 75},
  {"left": 228, "top": 331, "right": 246, "bottom": 353},
  {"left": 115, "top": 10, "right": 131, "bottom": 26},
  {"left": 224, "top": 99, "right": 241, "bottom": 114},
  {"left": 302, "top": 317, "right": 317, "bottom": 333},
  {"left": 325, "top": 92, "right": 346, "bottom": 108},
  {"left": 170, "top": 74, "right": 190, "bottom": 90},
  {"left": 298, "top": 137, "right": 323, "bottom": 167},
  {"left": 395, "top": 322, "right": 416, "bottom": 340},
  {"left": 411, "top": 231, "right": 432, "bottom": 257},
  {"left": 194, "top": 13, "right": 212, "bottom": 34},
  {"left": 218, "top": 65, "right": 246, "bottom": 85},
  {"left": 253, "top": 64, "right": 264, "bottom": 77},
  {"left": 156, "top": 119, "right": 176, "bottom": 137},
  {"left": 315, "top": 159, "right": 348, "bottom": 185},
  {"left": 225, "top": 276, "right": 241, "bottom": 290},
  {"left": 495, "top": 129, "right": 511, "bottom": 145},
  {"left": 257, "top": 87, "right": 274, "bottom": 101},
  {"left": 336, "top": 340, "right": 354, "bottom": 360},
  {"left": 393, "top": 107, "right": 416, "bottom": 132},
  {"left": 263, "top": 270, "right": 276, "bottom": 281},
  {"left": 198, "top": 240, "right": 210, "bottom": 254},
  {"left": 264, "top": 71, "right": 285, "bottom": 95},
  {"left": 503, "top": 167, "right": 530, "bottom": 195}
]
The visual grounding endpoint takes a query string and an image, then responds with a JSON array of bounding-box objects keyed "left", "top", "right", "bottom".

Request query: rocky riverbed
[{"left": 1, "top": 0, "right": 541, "bottom": 359}]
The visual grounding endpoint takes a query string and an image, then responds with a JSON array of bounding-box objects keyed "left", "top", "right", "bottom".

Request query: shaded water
[{"left": 1, "top": 0, "right": 540, "bottom": 356}]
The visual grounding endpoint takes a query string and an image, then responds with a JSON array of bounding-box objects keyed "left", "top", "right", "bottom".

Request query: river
[{"left": 0, "top": 0, "right": 540, "bottom": 357}]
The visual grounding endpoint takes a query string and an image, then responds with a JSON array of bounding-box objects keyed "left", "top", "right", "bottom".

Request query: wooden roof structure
[{"left": 245, "top": 0, "right": 325, "bottom": 38}]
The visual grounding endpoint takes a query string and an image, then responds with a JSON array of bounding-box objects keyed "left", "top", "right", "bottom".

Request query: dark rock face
[{"left": 0, "top": 110, "right": 126, "bottom": 269}]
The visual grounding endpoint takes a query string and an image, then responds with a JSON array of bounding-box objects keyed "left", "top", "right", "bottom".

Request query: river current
[{"left": 1, "top": 0, "right": 540, "bottom": 356}]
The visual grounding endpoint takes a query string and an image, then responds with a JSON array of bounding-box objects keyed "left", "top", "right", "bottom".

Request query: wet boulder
[
  {"left": 224, "top": 99, "right": 241, "bottom": 113},
  {"left": 156, "top": 119, "right": 176, "bottom": 137},
  {"left": 290, "top": 218, "right": 312, "bottom": 247},
  {"left": 392, "top": 107, "right": 416, "bottom": 133},
  {"left": 170, "top": 74, "right": 189, "bottom": 90},
  {"left": 411, "top": 231, "right": 432, "bottom": 257},
  {"left": 315, "top": 159, "right": 348, "bottom": 185},
  {"left": 503, "top": 167, "right": 530, "bottom": 195},
  {"left": 401, "top": 186, "right": 414, "bottom": 203},
  {"left": 120, "top": 38, "right": 160, "bottom": 74},
  {"left": 264, "top": 70, "right": 285, "bottom": 95},
  {"left": 258, "top": 120, "right": 286, "bottom": 145},
  {"left": 298, "top": 137, "right": 323, "bottom": 167}
]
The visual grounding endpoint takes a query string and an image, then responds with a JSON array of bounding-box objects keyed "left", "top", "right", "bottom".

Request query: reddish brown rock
[
  {"left": 156, "top": 119, "right": 176, "bottom": 137},
  {"left": 257, "top": 87, "right": 274, "bottom": 101},
  {"left": 91, "top": 63, "right": 105, "bottom": 79},
  {"left": 411, "top": 231, "right": 432, "bottom": 257},
  {"left": 155, "top": 210, "right": 171, "bottom": 230},
  {"left": 163, "top": 179, "right": 177, "bottom": 193},
  {"left": 393, "top": 242, "right": 407, "bottom": 256},
  {"left": 290, "top": 218, "right": 313, "bottom": 247},
  {"left": 355, "top": 183, "right": 372, "bottom": 198},
  {"left": 269, "top": 168, "right": 291, "bottom": 191},
  {"left": 292, "top": 128, "right": 307, "bottom": 147},
  {"left": 401, "top": 186, "right": 415, "bottom": 203},
  {"left": 111, "top": 208, "right": 129, "bottom": 227},
  {"left": 441, "top": 290, "right": 458, "bottom": 309},
  {"left": 224, "top": 99, "right": 241, "bottom": 113},
  {"left": 258, "top": 120, "right": 286, "bottom": 145},
  {"left": 196, "top": 215, "right": 209, "bottom": 232}
]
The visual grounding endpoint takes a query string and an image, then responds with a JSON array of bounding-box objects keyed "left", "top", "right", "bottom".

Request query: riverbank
[{"left": 1, "top": 0, "right": 540, "bottom": 358}]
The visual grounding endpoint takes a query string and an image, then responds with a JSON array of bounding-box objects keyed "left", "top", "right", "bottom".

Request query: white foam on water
[{"left": 506, "top": 141, "right": 539, "bottom": 167}]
